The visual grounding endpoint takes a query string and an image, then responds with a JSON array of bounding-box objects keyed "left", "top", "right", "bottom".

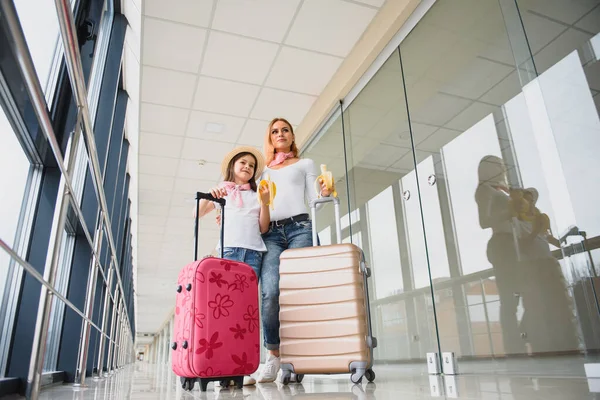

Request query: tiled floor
[{"left": 9, "top": 362, "right": 600, "bottom": 399}]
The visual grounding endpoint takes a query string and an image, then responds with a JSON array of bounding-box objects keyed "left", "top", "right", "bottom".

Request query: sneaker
[{"left": 257, "top": 354, "right": 280, "bottom": 383}]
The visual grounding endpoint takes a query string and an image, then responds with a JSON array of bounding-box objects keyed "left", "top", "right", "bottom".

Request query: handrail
[
  {"left": 53, "top": 0, "right": 132, "bottom": 331},
  {"left": 0, "top": 238, "right": 110, "bottom": 340}
]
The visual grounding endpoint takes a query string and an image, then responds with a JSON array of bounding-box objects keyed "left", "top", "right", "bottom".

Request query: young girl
[{"left": 195, "top": 146, "right": 271, "bottom": 386}]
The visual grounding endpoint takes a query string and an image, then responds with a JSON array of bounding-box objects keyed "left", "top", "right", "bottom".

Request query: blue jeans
[
  {"left": 260, "top": 220, "right": 314, "bottom": 350},
  {"left": 222, "top": 247, "right": 263, "bottom": 279}
]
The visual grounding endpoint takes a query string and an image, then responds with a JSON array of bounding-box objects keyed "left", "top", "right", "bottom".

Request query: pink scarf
[
  {"left": 219, "top": 181, "right": 251, "bottom": 207},
  {"left": 268, "top": 151, "right": 294, "bottom": 167}
]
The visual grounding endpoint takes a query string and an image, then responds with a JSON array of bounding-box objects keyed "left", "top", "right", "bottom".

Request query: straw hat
[{"left": 220, "top": 146, "right": 266, "bottom": 180}]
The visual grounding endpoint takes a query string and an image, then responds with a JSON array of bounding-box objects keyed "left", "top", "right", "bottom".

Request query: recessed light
[{"left": 205, "top": 122, "right": 224, "bottom": 134}]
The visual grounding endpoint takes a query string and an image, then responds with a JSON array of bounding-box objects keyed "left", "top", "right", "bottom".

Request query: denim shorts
[{"left": 222, "top": 247, "right": 263, "bottom": 279}]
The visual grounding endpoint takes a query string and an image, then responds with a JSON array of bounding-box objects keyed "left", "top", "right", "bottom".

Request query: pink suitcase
[
  {"left": 278, "top": 196, "right": 376, "bottom": 385},
  {"left": 171, "top": 192, "right": 260, "bottom": 392}
]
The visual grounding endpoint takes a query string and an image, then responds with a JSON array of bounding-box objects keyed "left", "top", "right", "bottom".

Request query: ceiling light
[{"left": 205, "top": 122, "right": 224, "bottom": 134}]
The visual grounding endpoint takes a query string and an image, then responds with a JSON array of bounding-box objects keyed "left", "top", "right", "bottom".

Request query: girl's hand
[
  {"left": 259, "top": 184, "right": 271, "bottom": 205},
  {"left": 210, "top": 186, "right": 228, "bottom": 199},
  {"left": 319, "top": 178, "right": 332, "bottom": 197}
]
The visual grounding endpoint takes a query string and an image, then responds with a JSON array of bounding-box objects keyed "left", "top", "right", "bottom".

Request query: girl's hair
[
  {"left": 264, "top": 117, "right": 299, "bottom": 165},
  {"left": 225, "top": 152, "right": 258, "bottom": 191}
]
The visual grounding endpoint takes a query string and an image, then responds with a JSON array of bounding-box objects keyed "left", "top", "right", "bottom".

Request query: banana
[
  {"left": 257, "top": 173, "right": 276, "bottom": 210},
  {"left": 315, "top": 164, "right": 337, "bottom": 198}
]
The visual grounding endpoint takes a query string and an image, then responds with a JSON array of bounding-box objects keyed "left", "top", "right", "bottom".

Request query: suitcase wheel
[
  {"left": 296, "top": 374, "right": 304, "bottom": 383},
  {"left": 219, "top": 379, "right": 230, "bottom": 388},
  {"left": 180, "top": 377, "right": 195, "bottom": 391},
  {"left": 365, "top": 369, "right": 375, "bottom": 383},
  {"left": 199, "top": 378, "right": 210, "bottom": 392},
  {"left": 281, "top": 371, "right": 292, "bottom": 385},
  {"left": 350, "top": 369, "right": 363, "bottom": 384}
]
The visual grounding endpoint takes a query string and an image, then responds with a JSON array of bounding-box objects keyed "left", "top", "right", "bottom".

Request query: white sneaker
[{"left": 257, "top": 354, "right": 280, "bottom": 383}]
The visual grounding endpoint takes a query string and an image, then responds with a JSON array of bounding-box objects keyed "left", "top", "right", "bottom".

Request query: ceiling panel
[
  {"left": 140, "top": 103, "right": 189, "bottom": 136},
  {"left": 212, "top": 0, "right": 301, "bottom": 42},
  {"left": 144, "top": 0, "right": 214, "bottom": 28},
  {"left": 138, "top": 203, "right": 170, "bottom": 217},
  {"left": 439, "top": 57, "right": 514, "bottom": 100},
  {"left": 138, "top": 174, "right": 174, "bottom": 192},
  {"left": 139, "top": 132, "right": 184, "bottom": 158},
  {"left": 141, "top": 66, "right": 197, "bottom": 108},
  {"left": 192, "top": 76, "right": 260, "bottom": 116},
  {"left": 285, "top": 0, "right": 377, "bottom": 57},
  {"left": 169, "top": 205, "right": 195, "bottom": 219},
  {"left": 418, "top": 128, "right": 462, "bottom": 153},
  {"left": 138, "top": 215, "right": 167, "bottom": 227},
  {"left": 138, "top": 190, "right": 172, "bottom": 205},
  {"left": 138, "top": 155, "right": 179, "bottom": 177},
  {"left": 519, "top": 0, "right": 599, "bottom": 25},
  {"left": 266, "top": 47, "right": 343, "bottom": 96},
  {"left": 180, "top": 137, "right": 235, "bottom": 163},
  {"left": 186, "top": 111, "right": 246, "bottom": 143},
  {"left": 576, "top": 4, "right": 600, "bottom": 33},
  {"left": 236, "top": 119, "right": 269, "bottom": 147},
  {"left": 173, "top": 177, "right": 216, "bottom": 194},
  {"left": 201, "top": 31, "right": 279, "bottom": 85},
  {"left": 445, "top": 102, "right": 498, "bottom": 132},
  {"left": 517, "top": 11, "right": 567, "bottom": 54},
  {"left": 170, "top": 192, "right": 197, "bottom": 208},
  {"left": 250, "top": 88, "right": 316, "bottom": 125},
  {"left": 176, "top": 160, "right": 222, "bottom": 180},
  {"left": 142, "top": 18, "right": 207, "bottom": 73}
]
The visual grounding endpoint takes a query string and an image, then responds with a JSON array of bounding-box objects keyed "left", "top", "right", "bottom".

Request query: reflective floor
[{"left": 10, "top": 362, "right": 600, "bottom": 399}]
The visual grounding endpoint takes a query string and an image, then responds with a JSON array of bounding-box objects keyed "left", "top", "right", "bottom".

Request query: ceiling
[{"left": 122, "top": 0, "right": 386, "bottom": 335}]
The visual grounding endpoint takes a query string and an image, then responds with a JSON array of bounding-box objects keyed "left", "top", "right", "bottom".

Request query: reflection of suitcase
[
  {"left": 561, "top": 233, "right": 600, "bottom": 351},
  {"left": 278, "top": 196, "right": 376, "bottom": 385},
  {"left": 171, "top": 192, "right": 260, "bottom": 392}
]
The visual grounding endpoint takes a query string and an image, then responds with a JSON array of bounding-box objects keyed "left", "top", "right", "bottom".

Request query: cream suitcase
[{"left": 278, "top": 196, "right": 376, "bottom": 385}]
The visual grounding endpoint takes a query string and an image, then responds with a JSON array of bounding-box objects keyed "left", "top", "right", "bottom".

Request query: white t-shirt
[
  {"left": 261, "top": 158, "right": 321, "bottom": 221},
  {"left": 217, "top": 189, "right": 267, "bottom": 252}
]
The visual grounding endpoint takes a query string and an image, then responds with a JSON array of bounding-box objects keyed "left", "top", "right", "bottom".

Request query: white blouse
[{"left": 217, "top": 190, "right": 267, "bottom": 252}]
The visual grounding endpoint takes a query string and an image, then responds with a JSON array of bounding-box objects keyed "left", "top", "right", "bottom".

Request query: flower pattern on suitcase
[{"left": 172, "top": 257, "right": 260, "bottom": 379}]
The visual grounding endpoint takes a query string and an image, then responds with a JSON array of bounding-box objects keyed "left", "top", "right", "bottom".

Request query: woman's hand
[
  {"left": 210, "top": 186, "right": 228, "bottom": 199},
  {"left": 259, "top": 184, "right": 271, "bottom": 206},
  {"left": 319, "top": 178, "right": 332, "bottom": 197}
]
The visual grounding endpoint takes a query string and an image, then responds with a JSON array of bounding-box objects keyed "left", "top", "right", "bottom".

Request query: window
[
  {"left": 0, "top": 109, "right": 38, "bottom": 376},
  {"left": 13, "top": 0, "right": 61, "bottom": 96}
]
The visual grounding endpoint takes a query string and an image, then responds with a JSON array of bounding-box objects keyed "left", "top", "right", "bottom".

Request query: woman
[
  {"left": 255, "top": 117, "right": 331, "bottom": 383},
  {"left": 475, "top": 156, "right": 577, "bottom": 356}
]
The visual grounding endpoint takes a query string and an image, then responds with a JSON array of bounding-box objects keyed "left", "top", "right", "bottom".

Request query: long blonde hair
[{"left": 264, "top": 117, "right": 299, "bottom": 165}]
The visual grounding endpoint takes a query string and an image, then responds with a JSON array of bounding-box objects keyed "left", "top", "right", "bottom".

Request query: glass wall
[
  {"left": 0, "top": 0, "right": 136, "bottom": 393},
  {"left": 306, "top": 0, "right": 600, "bottom": 377}
]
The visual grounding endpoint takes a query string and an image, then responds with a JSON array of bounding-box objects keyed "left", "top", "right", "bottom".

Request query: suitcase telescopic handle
[
  {"left": 194, "top": 192, "right": 226, "bottom": 260},
  {"left": 309, "top": 196, "right": 342, "bottom": 246}
]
